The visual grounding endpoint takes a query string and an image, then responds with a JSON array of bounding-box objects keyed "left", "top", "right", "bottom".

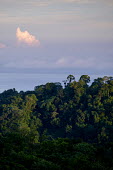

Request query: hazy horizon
[{"left": 0, "top": 72, "right": 112, "bottom": 93}]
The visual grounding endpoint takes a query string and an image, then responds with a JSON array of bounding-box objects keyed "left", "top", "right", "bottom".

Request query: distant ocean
[{"left": 0, "top": 73, "right": 112, "bottom": 93}]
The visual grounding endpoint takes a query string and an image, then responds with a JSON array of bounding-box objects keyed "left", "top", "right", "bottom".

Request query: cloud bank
[
  {"left": 16, "top": 27, "right": 40, "bottom": 46},
  {"left": 0, "top": 43, "right": 6, "bottom": 48}
]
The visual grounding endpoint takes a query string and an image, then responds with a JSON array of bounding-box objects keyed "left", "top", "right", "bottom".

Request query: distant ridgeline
[
  {"left": 0, "top": 74, "right": 113, "bottom": 143},
  {"left": 0, "top": 75, "right": 113, "bottom": 169}
]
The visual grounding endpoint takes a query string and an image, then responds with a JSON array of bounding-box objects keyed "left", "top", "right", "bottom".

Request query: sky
[{"left": 0, "top": 0, "right": 113, "bottom": 75}]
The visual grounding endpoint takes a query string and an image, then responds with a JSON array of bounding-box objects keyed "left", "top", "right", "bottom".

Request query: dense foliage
[{"left": 0, "top": 75, "right": 113, "bottom": 169}]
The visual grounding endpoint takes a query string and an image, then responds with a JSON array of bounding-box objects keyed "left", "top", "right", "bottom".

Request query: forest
[{"left": 0, "top": 75, "right": 113, "bottom": 169}]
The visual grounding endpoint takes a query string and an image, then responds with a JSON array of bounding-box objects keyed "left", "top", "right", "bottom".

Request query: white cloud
[
  {"left": 16, "top": 27, "right": 40, "bottom": 46},
  {"left": 45, "top": 0, "right": 95, "bottom": 4},
  {"left": 64, "top": 0, "right": 91, "bottom": 3},
  {"left": 56, "top": 56, "right": 96, "bottom": 68},
  {"left": 31, "top": 0, "right": 94, "bottom": 5},
  {"left": 0, "top": 43, "right": 6, "bottom": 48}
]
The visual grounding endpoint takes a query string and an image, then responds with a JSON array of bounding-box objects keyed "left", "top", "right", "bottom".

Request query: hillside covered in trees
[{"left": 0, "top": 75, "right": 113, "bottom": 169}]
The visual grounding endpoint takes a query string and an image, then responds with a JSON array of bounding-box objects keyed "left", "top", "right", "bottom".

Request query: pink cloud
[
  {"left": 16, "top": 27, "right": 40, "bottom": 46},
  {"left": 0, "top": 43, "right": 6, "bottom": 48}
]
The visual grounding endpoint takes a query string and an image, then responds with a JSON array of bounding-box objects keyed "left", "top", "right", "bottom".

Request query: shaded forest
[{"left": 0, "top": 75, "right": 113, "bottom": 169}]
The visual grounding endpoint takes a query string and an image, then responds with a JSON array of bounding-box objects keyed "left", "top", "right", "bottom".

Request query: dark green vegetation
[{"left": 0, "top": 75, "right": 113, "bottom": 169}]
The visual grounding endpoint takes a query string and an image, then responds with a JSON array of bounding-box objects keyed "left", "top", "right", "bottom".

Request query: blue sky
[{"left": 0, "top": 0, "right": 113, "bottom": 74}]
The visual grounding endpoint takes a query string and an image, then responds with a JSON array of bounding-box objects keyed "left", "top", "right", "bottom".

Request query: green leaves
[{"left": 0, "top": 75, "right": 113, "bottom": 144}]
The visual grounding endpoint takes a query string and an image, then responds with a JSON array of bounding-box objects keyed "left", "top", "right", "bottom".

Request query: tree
[
  {"left": 67, "top": 75, "right": 75, "bottom": 83},
  {"left": 79, "top": 75, "right": 90, "bottom": 84}
]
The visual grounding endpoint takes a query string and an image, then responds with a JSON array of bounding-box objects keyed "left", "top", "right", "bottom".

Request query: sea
[{"left": 0, "top": 73, "right": 112, "bottom": 93}]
